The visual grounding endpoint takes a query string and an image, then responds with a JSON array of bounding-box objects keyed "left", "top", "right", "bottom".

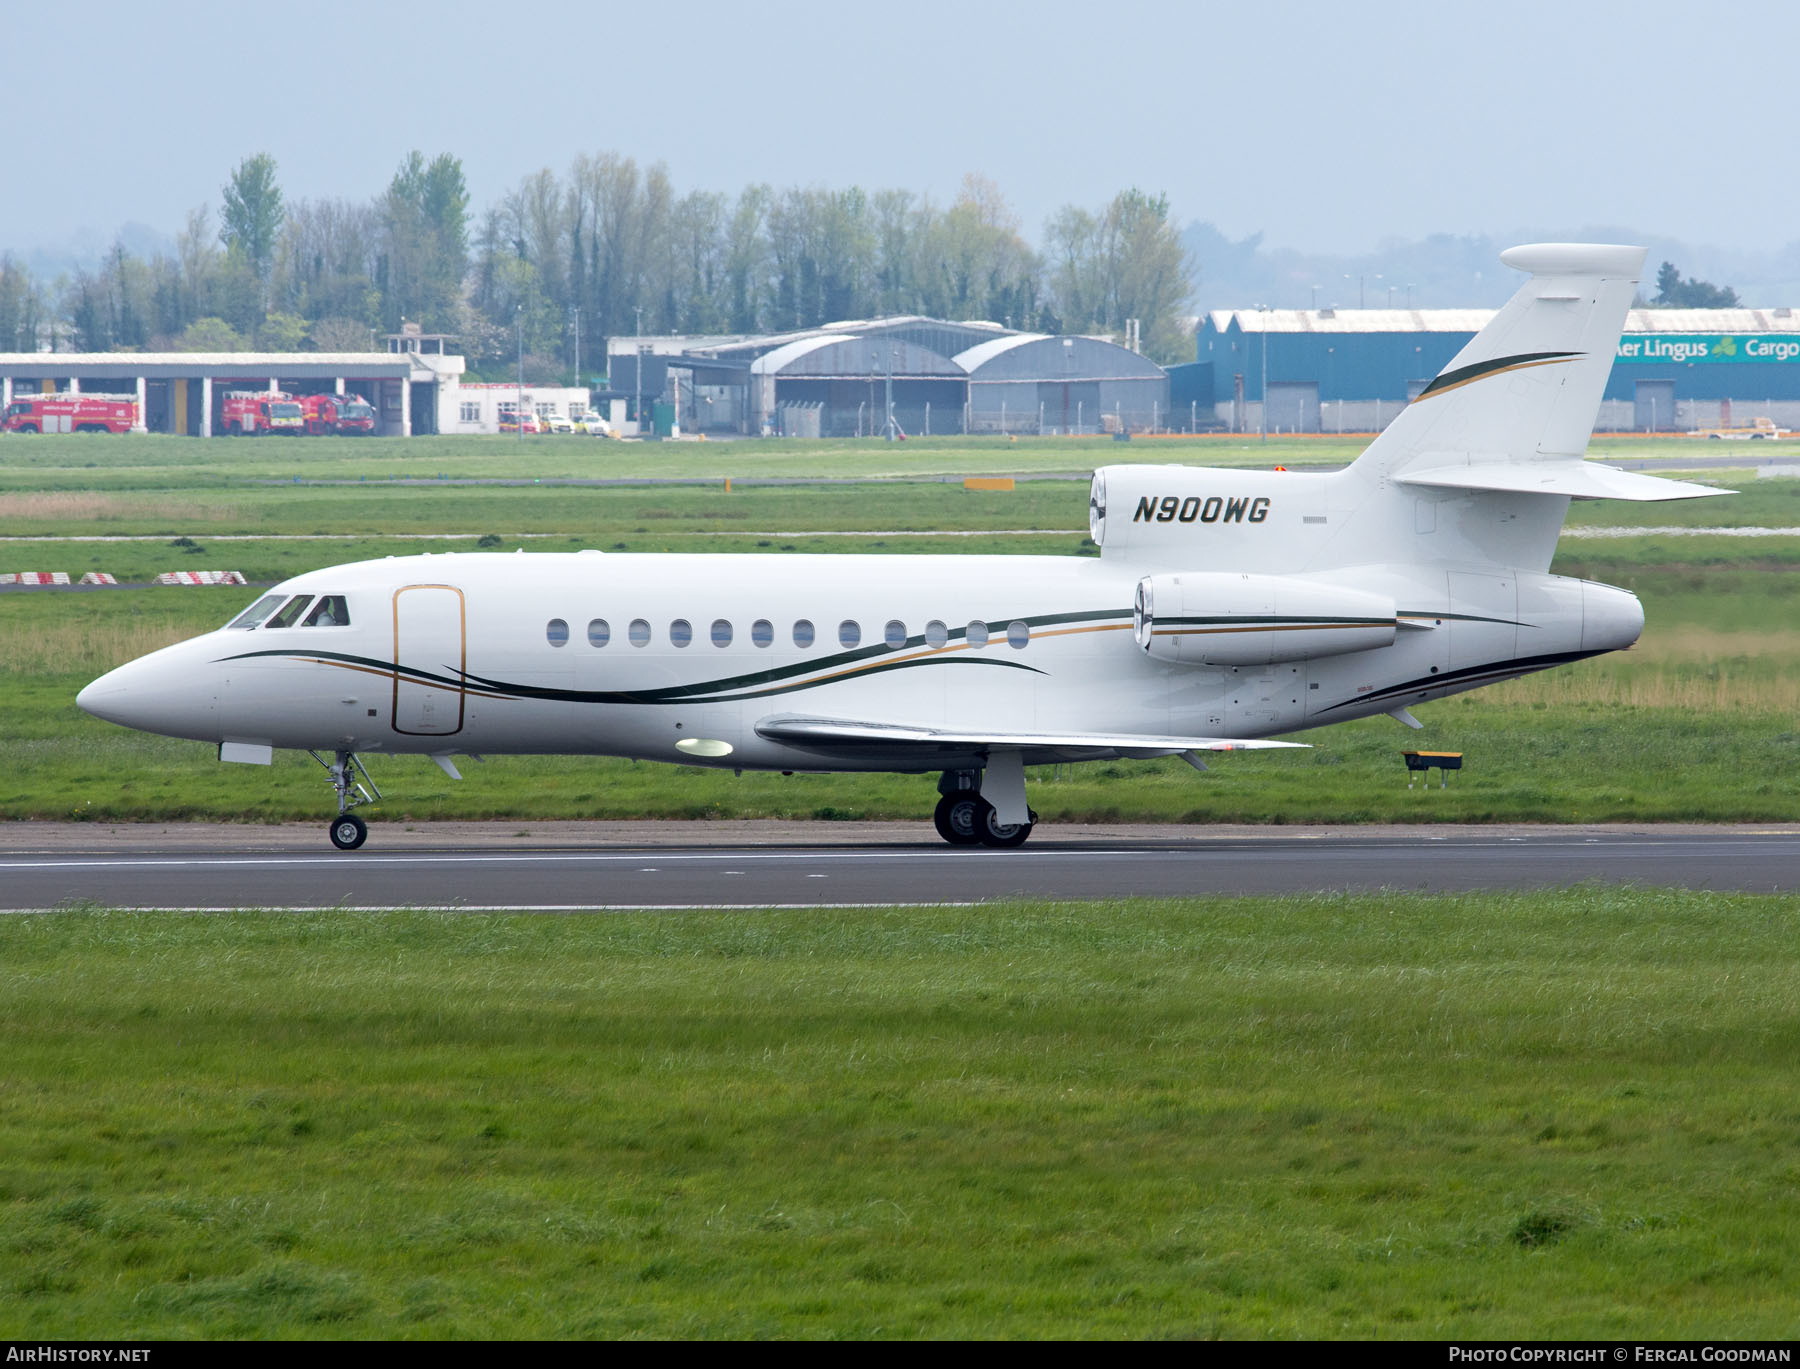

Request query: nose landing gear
[{"left": 309, "top": 749, "right": 380, "bottom": 851}]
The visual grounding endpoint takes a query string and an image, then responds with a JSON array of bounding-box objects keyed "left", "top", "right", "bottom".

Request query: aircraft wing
[{"left": 754, "top": 713, "right": 1307, "bottom": 765}]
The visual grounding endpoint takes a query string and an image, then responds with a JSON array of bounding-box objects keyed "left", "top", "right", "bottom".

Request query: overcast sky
[{"left": 5, "top": 0, "right": 1795, "bottom": 259}]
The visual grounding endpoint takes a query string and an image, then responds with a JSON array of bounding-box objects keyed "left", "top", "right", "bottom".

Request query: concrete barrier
[{"left": 154, "top": 570, "right": 246, "bottom": 585}]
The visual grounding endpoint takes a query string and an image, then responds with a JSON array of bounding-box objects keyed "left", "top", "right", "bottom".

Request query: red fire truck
[
  {"left": 221, "top": 391, "right": 305, "bottom": 435},
  {"left": 2, "top": 393, "right": 138, "bottom": 434},
  {"left": 299, "top": 393, "right": 378, "bottom": 435}
]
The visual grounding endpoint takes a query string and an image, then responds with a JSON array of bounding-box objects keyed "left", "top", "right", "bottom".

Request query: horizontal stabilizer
[
  {"left": 1396, "top": 460, "right": 1727, "bottom": 502},
  {"left": 756, "top": 714, "right": 1306, "bottom": 762}
]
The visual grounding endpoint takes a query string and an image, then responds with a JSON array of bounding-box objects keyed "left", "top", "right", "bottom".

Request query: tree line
[
  {"left": 1650, "top": 261, "right": 1740, "bottom": 309},
  {"left": 0, "top": 154, "right": 1194, "bottom": 379}
]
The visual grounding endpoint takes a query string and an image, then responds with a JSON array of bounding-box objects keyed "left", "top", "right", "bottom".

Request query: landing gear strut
[{"left": 310, "top": 749, "right": 380, "bottom": 851}]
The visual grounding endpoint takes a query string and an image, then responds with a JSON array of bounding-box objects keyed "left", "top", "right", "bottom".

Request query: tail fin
[
  {"left": 1353, "top": 244, "right": 1648, "bottom": 483},
  {"left": 1352, "top": 244, "right": 1714, "bottom": 496}
]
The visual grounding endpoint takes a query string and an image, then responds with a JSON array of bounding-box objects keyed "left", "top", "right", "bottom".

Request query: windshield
[
  {"left": 225, "top": 593, "right": 285, "bottom": 630},
  {"left": 265, "top": 595, "right": 314, "bottom": 628},
  {"left": 340, "top": 401, "right": 372, "bottom": 417},
  {"left": 270, "top": 403, "right": 302, "bottom": 419}
]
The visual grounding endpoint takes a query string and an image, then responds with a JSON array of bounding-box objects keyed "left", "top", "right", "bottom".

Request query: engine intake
[{"left": 1133, "top": 572, "right": 1398, "bottom": 666}]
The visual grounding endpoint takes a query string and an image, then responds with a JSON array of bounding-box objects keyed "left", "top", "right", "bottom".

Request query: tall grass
[
  {"left": 1491, "top": 627, "right": 1800, "bottom": 711},
  {"left": 0, "top": 492, "right": 242, "bottom": 524},
  {"left": 2, "top": 615, "right": 198, "bottom": 676},
  {"left": 1493, "top": 667, "right": 1800, "bottom": 712}
]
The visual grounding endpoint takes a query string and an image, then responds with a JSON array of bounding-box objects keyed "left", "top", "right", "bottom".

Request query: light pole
[
  {"left": 1259, "top": 304, "right": 1270, "bottom": 443},
  {"left": 633, "top": 305, "right": 643, "bottom": 435},
  {"left": 883, "top": 348, "right": 896, "bottom": 441},
  {"left": 516, "top": 305, "right": 524, "bottom": 445}
]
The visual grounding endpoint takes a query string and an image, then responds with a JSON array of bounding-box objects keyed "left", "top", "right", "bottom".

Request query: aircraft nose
[
  {"left": 75, "top": 667, "right": 131, "bottom": 724},
  {"left": 77, "top": 650, "right": 217, "bottom": 739}
]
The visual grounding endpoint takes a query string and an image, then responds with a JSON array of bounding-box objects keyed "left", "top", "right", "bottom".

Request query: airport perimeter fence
[{"left": 971, "top": 407, "right": 1184, "bottom": 437}]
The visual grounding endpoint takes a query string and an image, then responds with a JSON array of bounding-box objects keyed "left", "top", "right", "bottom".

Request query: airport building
[
  {"left": 448, "top": 384, "right": 610, "bottom": 433},
  {"left": 0, "top": 335, "right": 463, "bottom": 436},
  {"left": 1193, "top": 307, "right": 1800, "bottom": 433},
  {"left": 958, "top": 333, "right": 1171, "bottom": 435},
  {"left": 606, "top": 316, "right": 1171, "bottom": 437},
  {"left": 0, "top": 317, "right": 1177, "bottom": 440}
]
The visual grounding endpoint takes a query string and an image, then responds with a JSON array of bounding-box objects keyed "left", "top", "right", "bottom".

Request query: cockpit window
[
  {"left": 226, "top": 594, "right": 285, "bottom": 629},
  {"left": 301, "top": 595, "right": 349, "bottom": 627},
  {"left": 264, "top": 595, "right": 314, "bottom": 629}
]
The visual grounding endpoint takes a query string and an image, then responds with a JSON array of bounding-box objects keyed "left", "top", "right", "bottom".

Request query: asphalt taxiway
[{"left": 1, "top": 821, "right": 1795, "bottom": 910}]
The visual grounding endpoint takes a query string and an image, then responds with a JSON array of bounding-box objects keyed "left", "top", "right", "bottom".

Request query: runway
[{"left": 2, "top": 822, "right": 1796, "bottom": 910}]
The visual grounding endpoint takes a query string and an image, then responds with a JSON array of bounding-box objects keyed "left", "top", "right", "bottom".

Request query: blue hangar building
[{"left": 1186, "top": 307, "right": 1800, "bottom": 433}]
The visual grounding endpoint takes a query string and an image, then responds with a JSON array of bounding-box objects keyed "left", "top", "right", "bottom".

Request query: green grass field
[
  {"left": 0, "top": 429, "right": 1757, "bottom": 491},
  {"left": 3, "top": 893, "right": 1798, "bottom": 1339}
]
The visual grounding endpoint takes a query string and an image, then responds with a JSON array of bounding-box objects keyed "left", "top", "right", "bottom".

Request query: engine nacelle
[{"left": 1133, "top": 571, "right": 1398, "bottom": 666}]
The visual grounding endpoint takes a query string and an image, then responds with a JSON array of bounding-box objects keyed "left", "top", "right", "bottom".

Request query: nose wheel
[{"left": 310, "top": 749, "right": 380, "bottom": 852}]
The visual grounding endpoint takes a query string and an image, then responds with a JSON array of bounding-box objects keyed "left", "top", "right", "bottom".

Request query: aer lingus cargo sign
[{"left": 1616, "top": 334, "right": 1800, "bottom": 363}]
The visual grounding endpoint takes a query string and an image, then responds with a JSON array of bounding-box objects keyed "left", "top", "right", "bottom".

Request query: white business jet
[{"left": 78, "top": 244, "right": 1719, "bottom": 850}]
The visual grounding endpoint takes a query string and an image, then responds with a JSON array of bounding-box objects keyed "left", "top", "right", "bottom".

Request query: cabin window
[
  {"left": 546, "top": 618, "right": 570, "bottom": 647},
  {"left": 629, "top": 618, "right": 651, "bottom": 647},
  {"left": 587, "top": 618, "right": 610, "bottom": 647},
  {"left": 226, "top": 594, "right": 285, "bottom": 629},
  {"left": 925, "top": 620, "right": 949, "bottom": 649},
  {"left": 669, "top": 619, "right": 693, "bottom": 648},
  {"left": 752, "top": 619, "right": 774, "bottom": 647},
  {"left": 301, "top": 596, "right": 348, "bottom": 627},
  {"left": 793, "top": 619, "right": 815, "bottom": 648},
  {"left": 1007, "top": 621, "right": 1031, "bottom": 649},
  {"left": 839, "top": 620, "right": 861, "bottom": 649},
  {"left": 966, "top": 620, "right": 990, "bottom": 648},
  {"left": 711, "top": 618, "right": 733, "bottom": 647},
  {"left": 265, "top": 595, "right": 314, "bottom": 629},
  {"left": 884, "top": 619, "right": 907, "bottom": 649}
]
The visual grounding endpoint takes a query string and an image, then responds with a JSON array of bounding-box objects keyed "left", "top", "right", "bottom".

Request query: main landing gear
[
  {"left": 934, "top": 766, "right": 1036, "bottom": 848},
  {"left": 310, "top": 749, "right": 380, "bottom": 851}
]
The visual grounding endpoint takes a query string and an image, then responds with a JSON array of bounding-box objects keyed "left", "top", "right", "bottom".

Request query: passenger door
[{"left": 392, "top": 584, "right": 466, "bottom": 736}]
